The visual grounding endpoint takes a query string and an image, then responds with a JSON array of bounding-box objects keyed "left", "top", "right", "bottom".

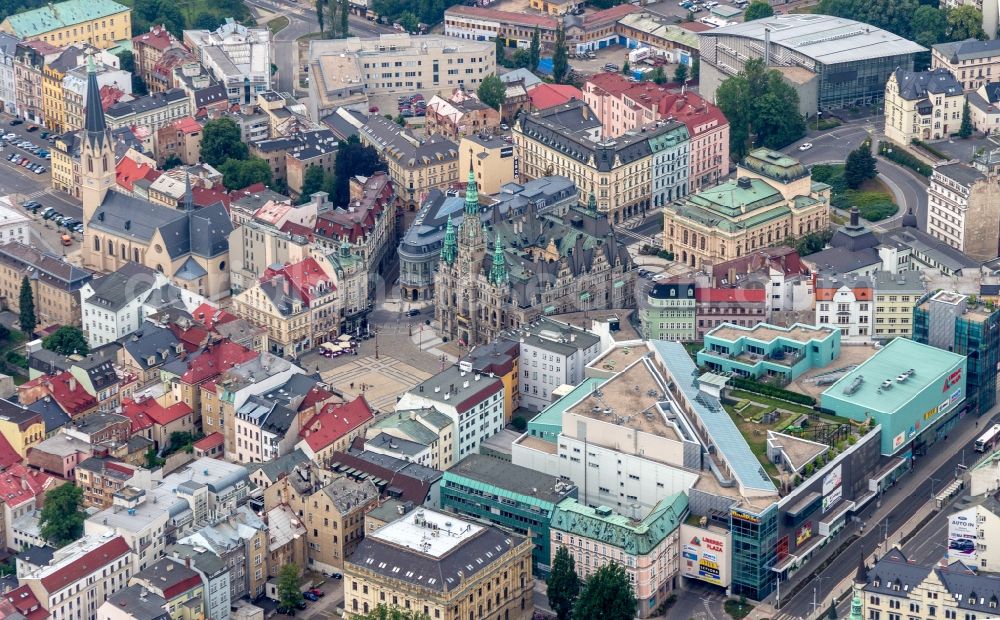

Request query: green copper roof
[
  {"left": 550, "top": 493, "right": 689, "bottom": 556},
  {"left": 441, "top": 214, "right": 457, "bottom": 265},
  {"left": 4, "top": 0, "right": 129, "bottom": 37},
  {"left": 464, "top": 168, "right": 478, "bottom": 217},
  {"left": 667, "top": 177, "right": 790, "bottom": 233},
  {"left": 741, "top": 148, "right": 809, "bottom": 183},
  {"left": 489, "top": 235, "right": 507, "bottom": 285}
]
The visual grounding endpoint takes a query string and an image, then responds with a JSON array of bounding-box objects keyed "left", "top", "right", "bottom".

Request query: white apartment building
[
  {"left": 0, "top": 197, "right": 32, "bottom": 246},
  {"left": 0, "top": 33, "right": 17, "bottom": 116},
  {"left": 81, "top": 263, "right": 169, "bottom": 348},
  {"left": 18, "top": 534, "right": 134, "bottom": 620},
  {"left": 946, "top": 498, "right": 1000, "bottom": 574},
  {"left": 396, "top": 365, "right": 505, "bottom": 461},
  {"left": 104, "top": 89, "right": 191, "bottom": 133},
  {"left": 927, "top": 161, "right": 1000, "bottom": 262},
  {"left": 233, "top": 396, "right": 300, "bottom": 464},
  {"left": 306, "top": 34, "right": 496, "bottom": 120},
  {"left": 814, "top": 275, "right": 874, "bottom": 340},
  {"left": 183, "top": 20, "right": 272, "bottom": 105},
  {"left": 504, "top": 317, "right": 604, "bottom": 412}
]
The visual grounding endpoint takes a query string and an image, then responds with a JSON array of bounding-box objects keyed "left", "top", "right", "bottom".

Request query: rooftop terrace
[{"left": 708, "top": 323, "right": 836, "bottom": 345}]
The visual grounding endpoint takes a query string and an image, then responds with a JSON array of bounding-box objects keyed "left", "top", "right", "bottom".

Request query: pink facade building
[{"left": 583, "top": 72, "right": 730, "bottom": 192}]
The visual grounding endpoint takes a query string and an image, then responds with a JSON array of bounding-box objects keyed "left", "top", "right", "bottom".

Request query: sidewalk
[{"left": 770, "top": 409, "right": 988, "bottom": 620}]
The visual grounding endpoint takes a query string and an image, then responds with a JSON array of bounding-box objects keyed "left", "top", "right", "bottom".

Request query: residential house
[{"left": 297, "top": 395, "right": 376, "bottom": 467}]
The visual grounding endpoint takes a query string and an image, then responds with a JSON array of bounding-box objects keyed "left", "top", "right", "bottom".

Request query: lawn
[
  {"left": 267, "top": 16, "right": 289, "bottom": 34},
  {"left": 811, "top": 163, "right": 898, "bottom": 221},
  {"left": 724, "top": 403, "right": 783, "bottom": 478},
  {"left": 729, "top": 389, "right": 815, "bottom": 415}
]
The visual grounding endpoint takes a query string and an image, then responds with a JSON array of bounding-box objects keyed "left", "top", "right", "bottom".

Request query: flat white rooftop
[{"left": 370, "top": 508, "right": 482, "bottom": 559}]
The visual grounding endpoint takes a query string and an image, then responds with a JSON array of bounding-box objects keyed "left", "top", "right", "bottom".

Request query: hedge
[
  {"left": 728, "top": 376, "right": 817, "bottom": 406},
  {"left": 878, "top": 141, "right": 932, "bottom": 177},
  {"left": 912, "top": 139, "right": 948, "bottom": 160}
]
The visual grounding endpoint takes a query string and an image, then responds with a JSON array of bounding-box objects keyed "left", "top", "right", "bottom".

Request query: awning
[
  {"left": 580, "top": 292, "right": 591, "bottom": 301},
  {"left": 785, "top": 491, "right": 821, "bottom": 519},
  {"left": 544, "top": 305, "right": 556, "bottom": 314}
]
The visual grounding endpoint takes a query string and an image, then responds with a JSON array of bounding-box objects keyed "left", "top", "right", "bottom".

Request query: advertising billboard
[
  {"left": 948, "top": 509, "right": 978, "bottom": 562},
  {"left": 679, "top": 524, "right": 731, "bottom": 588},
  {"left": 822, "top": 465, "right": 842, "bottom": 496},
  {"left": 822, "top": 486, "right": 843, "bottom": 513}
]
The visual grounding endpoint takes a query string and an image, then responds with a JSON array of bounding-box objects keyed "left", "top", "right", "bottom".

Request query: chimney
[
  {"left": 764, "top": 27, "right": 771, "bottom": 66},
  {"left": 69, "top": 377, "right": 77, "bottom": 392},
  {"left": 850, "top": 206, "right": 860, "bottom": 228}
]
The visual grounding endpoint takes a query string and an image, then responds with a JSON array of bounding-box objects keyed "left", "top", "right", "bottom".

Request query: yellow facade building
[
  {"left": 872, "top": 270, "right": 924, "bottom": 341},
  {"left": 459, "top": 134, "right": 516, "bottom": 196},
  {"left": 0, "top": 403, "right": 44, "bottom": 457},
  {"left": 1, "top": 0, "right": 131, "bottom": 49},
  {"left": 663, "top": 149, "right": 830, "bottom": 270},
  {"left": 345, "top": 508, "right": 534, "bottom": 620},
  {"left": 884, "top": 67, "right": 965, "bottom": 145}
]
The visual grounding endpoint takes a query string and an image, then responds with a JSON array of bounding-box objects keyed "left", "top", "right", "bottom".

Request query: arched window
[
  {"left": 121, "top": 244, "right": 126, "bottom": 260},
  {"left": 133, "top": 248, "right": 140, "bottom": 262},
  {"left": 87, "top": 156, "right": 93, "bottom": 173},
  {"left": 107, "top": 240, "right": 114, "bottom": 256},
  {"left": 94, "top": 236, "right": 100, "bottom": 252}
]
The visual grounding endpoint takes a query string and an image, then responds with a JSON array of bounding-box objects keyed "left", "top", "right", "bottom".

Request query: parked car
[
  {"left": 39, "top": 131, "right": 48, "bottom": 139},
  {"left": 294, "top": 600, "right": 307, "bottom": 610},
  {"left": 34, "top": 166, "right": 45, "bottom": 174},
  {"left": 9, "top": 119, "right": 22, "bottom": 126},
  {"left": 23, "top": 201, "right": 40, "bottom": 211},
  {"left": 276, "top": 607, "right": 295, "bottom": 616},
  {"left": 302, "top": 592, "right": 319, "bottom": 602},
  {"left": 26, "top": 125, "right": 38, "bottom": 132},
  {"left": 307, "top": 589, "right": 325, "bottom": 597},
  {"left": 73, "top": 223, "right": 84, "bottom": 233},
  {"left": 3, "top": 133, "right": 14, "bottom": 140},
  {"left": 798, "top": 142, "right": 813, "bottom": 151},
  {"left": 405, "top": 308, "right": 420, "bottom": 316},
  {"left": 604, "top": 63, "right": 620, "bottom": 72}
]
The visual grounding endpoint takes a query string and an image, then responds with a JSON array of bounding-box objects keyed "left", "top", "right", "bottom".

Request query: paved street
[
  {"left": 781, "top": 117, "right": 930, "bottom": 231},
  {"left": 246, "top": 0, "right": 392, "bottom": 93},
  {"left": 773, "top": 407, "right": 995, "bottom": 620}
]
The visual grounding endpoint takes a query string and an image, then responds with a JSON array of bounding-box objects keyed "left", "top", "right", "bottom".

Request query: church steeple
[
  {"left": 84, "top": 54, "right": 109, "bottom": 148},
  {"left": 464, "top": 159, "right": 478, "bottom": 217},
  {"left": 489, "top": 235, "right": 507, "bottom": 285},
  {"left": 441, "top": 214, "right": 457, "bottom": 265}
]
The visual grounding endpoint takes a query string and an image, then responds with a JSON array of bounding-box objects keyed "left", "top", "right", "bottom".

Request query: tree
[
  {"left": 163, "top": 154, "right": 183, "bottom": 169},
  {"left": 529, "top": 26, "right": 541, "bottom": 71},
  {"left": 552, "top": 27, "right": 569, "bottom": 84},
  {"left": 911, "top": 5, "right": 948, "bottom": 48},
  {"left": 622, "top": 60, "right": 630, "bottom": 75},
  {"left": 716, "top": 58, "right": 806, "bottom": 161},
  {"left": 948, "top": 5, "right": 987, "bottom": 40},
  {"left": 510, "top": 49, "right": 532, "bottom": 69},
  {"left": 573, "top": 563, "right": 636, "bottom": 620},
  {"left": 744, "top": 0, "right": 774, "bottom": 20},
  {"left": 326, "top": 0, "right": 338, "bottom": 35},
  {"left": 116, "top": 50, "right": 148, "bottom": 96},
  {"left": 396, "top": 11, "right": 418, "bottom": 33},
  {"left": 827, "top": 600, "right": 838, "bottom": 620},
  {"left": 316, "top": 0, "right": 325, "bottom": 34},
  {"left": 673, "top": 62, "right": 688, "bottom": 84},
  {"left": 299, "top": 165, "right": 327, "bottom": 203},
  {"left": 495, "top": 35, "right": 506, "bottom": 65},
  {"left": 843, "top": 141, "right": 877, "bottom": 189},
  {"left": 651, "top": 66, "right": 667, "bottom": 84},
  {"left": 959, "top": 99, "right": 974, "bottom": 137},
  {"left": 691, "top": 57, "right": 700, "bottom": 81},
  {"left": 547, "top": 546, "right": 579, "bottom": 620},
  {"left": 194, "top": 12, "right": 224, "bottom": 30},
  {"left": 219, "top": 157, "right": 272, "bottom": 190},
  {"left": 43, "top": 326, "right": 89, "bottom": 356},
  {"left": 18, "top": 276, "right": 35, "bottom": 336},
  {"left": 332, "top": 136, "right": 386, "bottom": 205},
  {"left": 352, "top": 605, "right": 430, "bottom": 620},
  {"left": 340, "top": 0, "right": 349, "bottom": 37},
  {"left": 477, "top": 74, "right": 506, "bottom": 112},
  {"left": 277, "top": 565, "right": 303, "bottom": 611},
  {"left": 39, "top": 484, "right": 84, "bottom": 547},
  {"left": 200, "top": 118, "right": 248, "bottom": 166}
]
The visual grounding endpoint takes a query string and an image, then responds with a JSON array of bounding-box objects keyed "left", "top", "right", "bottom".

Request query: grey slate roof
[
  {"left": 27, "top": 397, "right": 71, "bottom": 434},
  {"left": 246, "top": 448, "right": 311, "bottom": 484},
  {"left": 894, "top": 68, "right": 963, "bottom": 101},
  {"left": 445, "top": 453, "right": 572, "bottom": 505},
  {"left": 121, "top": 323, "right": 184, "bottom": 370},
  {"left": 936, "top": 162, "right": 986, "bottom": 186},
  {"left": 934, "top": 37, "right": 1000, "bottom": 63},
  {"left": 105, "top": 89, "right": 188, "bottom": 120},
  {"left": 367, "top": 432, "right": 428, "bottom": 456},
  {"left": 86, "top": 263, "right": 160, "bottom": 312},
  {"left": 347, "top": 519, "right": 525, "bottom": 592},
  {"left": 0, "top": 242, "right": 92, "bottom": 292},
  {"left": 89, "top": 193, "right": 232, "bottom": 259}
]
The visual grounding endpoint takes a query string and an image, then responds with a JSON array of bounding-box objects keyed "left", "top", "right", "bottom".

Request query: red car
[{"left": 307, "top": 589, "right": 325, "bottom": 597}]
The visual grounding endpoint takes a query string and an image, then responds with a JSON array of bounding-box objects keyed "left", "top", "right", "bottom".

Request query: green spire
[
  {"left": 465, "top": 163, "right": 479, "bottom": 217},
  {"left": 588, "top": 191, "right": 597, "bottom": 213},
  {"left": 489, "top": 235, "right": 507, "bottom": 285},
  {"left": 441, "top": 215, "right": 457, "bottom": 265},
  {"left": 849, "top": 591, "right": 863, "bottom": 620}
]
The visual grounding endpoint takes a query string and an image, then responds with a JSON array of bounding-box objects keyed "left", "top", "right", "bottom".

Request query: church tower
[
  {"left": 847, "top": 557, "right": 866, "bottom": 620},
  {"left": 80, "top": 53, "right": 115, "bottom": 227}
]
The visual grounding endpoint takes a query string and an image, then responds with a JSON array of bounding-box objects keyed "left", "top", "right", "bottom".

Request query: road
[
  {"left": 775, "top": 409, "right": 993, "bottom": 620},
  {"left": 783, "top": 117, "right": 930, "bottom": 231},
  {"left": 245, "top": 0, "right": 392, "bottom": 92}
]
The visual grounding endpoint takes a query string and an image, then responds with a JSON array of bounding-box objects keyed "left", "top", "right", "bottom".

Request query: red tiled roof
[
  {"left": 121, "top": 396, "right": 192, "bottom": 428},
  {"left": 815, "top": 287, "right": 872, "bottom": 301},
  {"left": 327, "top": 450, "right": 433, "bottom": 504},
  {"left": 280, "top": 220, "right": 314, "bottom": 240},
  {"left": 300, "top": 395, "right": 374, "bottom": 451},
  {"left": 445, "top": 5, "right": 558, "bottom": 29},
  {"left": 0, "top": 464, "right": 53, "bottom": 509},
  {"left": 173, "top": 116, "right": 201, "bottom": 134},
  {"left": 529, "top": 84, "right": 584, "bottom": 110},
  {"left": 191, "top": 303, "right": 238, "bottom": 330},
  {"left": 116, "top": 156, "right": 155, "bottom": 192},
  {"left": 583, "top": 3, "right": 639, "bottom": 25},
  {"left": 695, "top": 288, "right": 766, "bottom": 303},
  {"left": 6, "top": 585, "right": 48, "bottom": 620},
  {"left": 0, "top": 433, "right": 21, "bottom": 470},
  {"left": 170, "top": 322, "right": 209, "bottom": 349},
  {"left": 47, "top": 372, "right": 97, "bottom": 417},
  {"left": 179, "top": 341, "right": 258, "bottom": 385},
  {"left": 193, "top": 432, "right": 224, "bottom": 450},
  {"left": 132, "top": 25, "right": 178, "bottom": 51},
  {"left": 163, "top": 574, "right": 204, "bottom": 599},
  {"left": 680, "top": 21, "right": 713, "bottom": 32},
  {"left": 262, "top": 257, "right": 335, "bottom": 306},
  {"left": 40, "top": 536, "right": 130, "bottom": 593},
  {"left": 192, "top": 185, "right": 231, "bottom": 209},
  {"left": 298, "top": 385, "right": 336, "bottom": 413},
  {"left": 99, "top": 85, "right": 126, "bottom": 111}
]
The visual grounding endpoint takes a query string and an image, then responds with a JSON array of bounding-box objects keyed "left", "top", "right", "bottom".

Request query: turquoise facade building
[
  {"left": 698, "top": 322, "right": 841, "bottom": 381},
  {"left": 440, "top": 454, "right": 578, "bottom": 575},
  {"left": 821, "top": 338, "right": 966, "bottom": 456}
]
